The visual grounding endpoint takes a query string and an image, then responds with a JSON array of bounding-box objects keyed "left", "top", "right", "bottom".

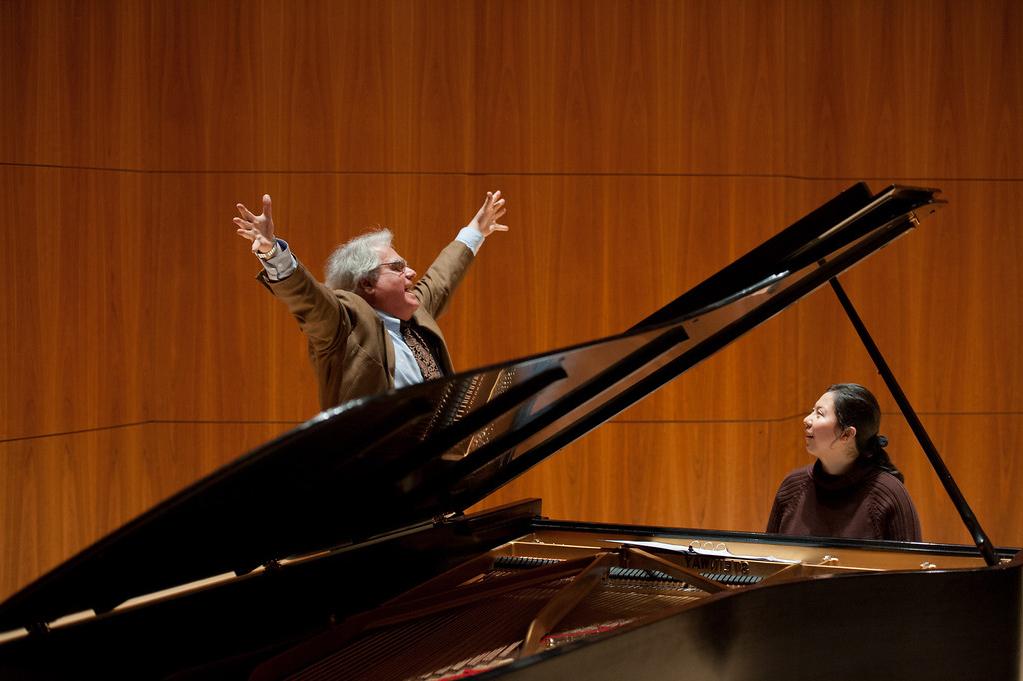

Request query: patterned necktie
[{"left": 401, "top": 321, "right": 444, "bottom": 381}]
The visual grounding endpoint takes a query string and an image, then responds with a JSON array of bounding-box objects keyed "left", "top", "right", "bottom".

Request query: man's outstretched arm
[
  {"left": 233, "top": 194, "right": 347, "bottom": 352},
  {"left": 417, "top": 190, "right": 510, "bottom": 318}
]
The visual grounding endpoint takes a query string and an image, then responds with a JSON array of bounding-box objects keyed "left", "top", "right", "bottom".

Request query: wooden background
[{"left": 1, "top": 0, "right": 1021, "bottom": 605}]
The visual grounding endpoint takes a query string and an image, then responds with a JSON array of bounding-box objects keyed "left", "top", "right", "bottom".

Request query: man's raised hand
[
  {"left": 234, "top": 194, "right": 276, "bottom": 255},
  {"left": 467, "top": 190, "right": 509, "bottom": 238}
]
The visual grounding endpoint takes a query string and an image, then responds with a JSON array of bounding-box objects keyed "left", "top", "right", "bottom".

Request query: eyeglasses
[{"left": 377, "top": 259, "right": 408, "bottom": 274}]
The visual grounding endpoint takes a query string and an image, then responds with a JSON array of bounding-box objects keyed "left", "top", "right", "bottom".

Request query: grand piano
[{"left": 0, "top": 183, "right": 1019, "bottom": 680}]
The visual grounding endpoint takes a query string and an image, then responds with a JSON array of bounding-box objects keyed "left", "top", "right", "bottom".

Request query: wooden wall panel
[
  {"left": 1, "top": 0, "right": 1021, "bottom": 613},
  {"left": 473, "top": 413, "right": 1023, "bottom": 548},
  {"left": 4, "top": 0, "right": 1019, "bottom": 176},
  {"left": 0, "top": 0, "right": 148, "bottom": 168},
  {"left": 0, "top": 423, "right": 292, "bottom": 603},
  {"left": 4, "top": 172, "right": 1016, "bottom": 431},
  {"left": 0, "top": 167, "right": 149, "bottom": 440},
  {"left": 785, "top": 0, "right": 1023, "bottom": 180}
]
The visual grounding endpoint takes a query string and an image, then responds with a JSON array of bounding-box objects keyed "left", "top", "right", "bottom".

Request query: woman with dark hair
[{"left": 766, "top": 383, "right": 922, "bottom": 541}]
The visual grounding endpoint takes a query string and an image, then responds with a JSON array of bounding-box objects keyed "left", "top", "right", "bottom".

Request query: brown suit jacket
[{"left": 260, "top": 240, "right": 475, "bottom": 409}]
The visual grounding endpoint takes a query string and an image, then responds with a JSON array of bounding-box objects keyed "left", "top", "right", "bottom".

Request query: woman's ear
[{"left": 842, "top": 425, "right": 857, "bottom": 442}]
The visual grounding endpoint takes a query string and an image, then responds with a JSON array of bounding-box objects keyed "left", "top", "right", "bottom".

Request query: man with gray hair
[{"left": 233, "top": 191, "right": 508, "bottom": 409}]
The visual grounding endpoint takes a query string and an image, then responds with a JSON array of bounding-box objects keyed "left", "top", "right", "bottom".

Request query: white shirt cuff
[
  {"left": 455, "top": 227, "right": 485, "bottom": 255},
  {"left": 260, "top": 239, "right": 297, "bottom": 281}
]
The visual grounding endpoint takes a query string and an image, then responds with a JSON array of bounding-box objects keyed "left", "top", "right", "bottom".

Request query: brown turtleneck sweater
[{"left": 766, "top": 459, "right": 922, "bottom": 542}]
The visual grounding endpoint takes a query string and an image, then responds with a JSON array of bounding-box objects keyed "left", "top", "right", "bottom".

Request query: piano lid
[{"left": 0, "top": 183, "right": 945, "bottom": 632}]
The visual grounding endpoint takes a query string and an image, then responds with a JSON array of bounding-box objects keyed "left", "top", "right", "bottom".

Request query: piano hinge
[
  {"left": 26, "top": 621, "right": 50, "bottom": 638},
  {"left": 434, "top": 511, "right": 463, "bottom": 525},
  {"left": 262, "top": 558, "right": 284, "bottom": 573}
]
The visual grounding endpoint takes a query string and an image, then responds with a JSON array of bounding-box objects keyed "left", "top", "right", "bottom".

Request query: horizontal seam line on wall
[
  {"left": 0, "top": 419, "right": 304, "bottom": 444},
  {"left": 4, "top": 411, "right": 1020, "bottom": 444},
  {"left": 1, "top": 162, "right": 1022, "bottom": 182}
]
